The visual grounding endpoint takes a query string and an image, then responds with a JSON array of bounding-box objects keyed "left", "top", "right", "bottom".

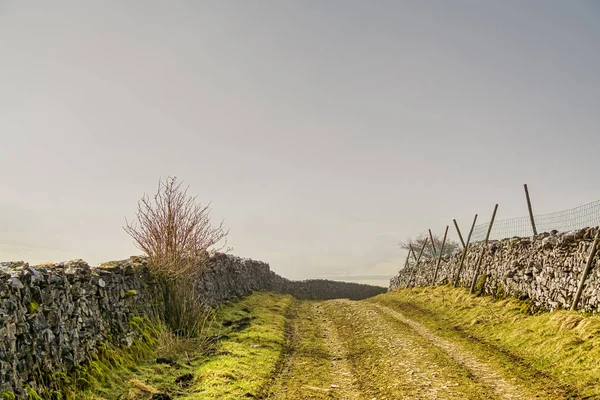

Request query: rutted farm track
[
  {"left": 267, "top": 299, "right": 563, "bottom": 400},
  {"left": 83, "top": 289, "right": 597, "bottom": 399}
]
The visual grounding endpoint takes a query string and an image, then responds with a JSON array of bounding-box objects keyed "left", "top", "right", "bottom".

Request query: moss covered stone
[{"left": 27, "top": 301, "right": 39, "bottom": 314}]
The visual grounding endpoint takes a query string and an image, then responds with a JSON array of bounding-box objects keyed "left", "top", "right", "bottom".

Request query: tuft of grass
[
  {"left": 162, "top": 278, "right": 212, "bottom": 338},
  {"left": 26, "top": 388, "right": 42, "bottom": 400},
  {"left": 127, "top": 379, "right": 158, "bottom": 394},
  {"left": 375, "top": 286, "right": 600, "bottom": 398}
]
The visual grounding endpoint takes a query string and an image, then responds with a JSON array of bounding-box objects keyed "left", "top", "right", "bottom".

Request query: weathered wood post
[
  {"left": 570, "top": 227, "right": 600, "bottom": 311},
  {"left": 403, "top": 252, "right": 411, "bottom": 270},
  {"left": 470, "top": 204, "right": 498, "bottom": 294},
  {"left": 432, "top": 226, "right": 449, "bottom": 285},
  {"left": 453, "top": 214, "right": 478, "bottom": 287},
  {"left": 524, "top": 184, "right": 538, "bottom": 236},
  {"left": 453, "top": 219, "right": 466, "bottom": 249},
  {"left": 409, "top": 244, "right": 418, "bottom": 262},
  {"left": 428, "top": 229, "right": 438, "bottom": 259},
  {"left": 406, "top": 238, "right": 429, "bottom": 288}
]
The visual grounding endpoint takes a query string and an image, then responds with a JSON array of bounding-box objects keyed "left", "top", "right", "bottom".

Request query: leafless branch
[{"left": 124, "top": 176, "right": 229, "bottom": 278}]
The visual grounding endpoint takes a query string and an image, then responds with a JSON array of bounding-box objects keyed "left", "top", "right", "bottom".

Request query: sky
[{"left": 1, "top": 1, "right": 599, "bottom": 287}]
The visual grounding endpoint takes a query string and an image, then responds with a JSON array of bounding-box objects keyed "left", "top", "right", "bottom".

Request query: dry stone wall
[
  {"left": 0, "top": 253, "right": 385, "bottom": 397},
  {"left": 0, "top": 257, "right": 162, "bottom": 397},
  {"left": 271, "top": 276, "right": 387, "bottom": 300},
  {"left": 390, "top": 227, "right": 600, "bottom": 313}
]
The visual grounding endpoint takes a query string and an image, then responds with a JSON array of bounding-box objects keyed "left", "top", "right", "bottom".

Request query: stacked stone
[
  {"left": 0, "top": 258, "right": 162, "bottom": 396},
  {"left": 197, "top": 254, "right": 273, "bottom": 306},
  {"left": 389, "top": 227, "right": 600, "bottom": 313},
  {"left": 198, "top": 253, "right": 387, "bottom": 303},
  {"left": 1, "top": 253, "right": 385, "bottom": 397}
]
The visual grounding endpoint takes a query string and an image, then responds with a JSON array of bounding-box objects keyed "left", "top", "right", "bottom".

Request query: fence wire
[{"left": 470, "top": 199, "right": 600, "bottom": 242}]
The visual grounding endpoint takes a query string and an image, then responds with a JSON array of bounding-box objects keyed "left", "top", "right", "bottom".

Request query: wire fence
[{"left": 470, "top": 199, "right": 600, "bottom": 242}]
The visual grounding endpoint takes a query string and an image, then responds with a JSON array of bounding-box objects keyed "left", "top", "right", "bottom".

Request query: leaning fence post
[
  {"left": 470, "top": 204, "right": 499, "bottom": 294},
  {"left": 407, "top": 238, "right": 429, "bottom": 288},
  {"left": 524, "top": 184, "right": 538, "bottom": 236},
  {"left": 453, "top": 214, "right": 478, "bottom": 287},
  {"left": 570, "top": 228, "right": 600, "bottom": 311},
  {"left": 453, "top": 219, "right": 466, "bottom": 249},
  {"left": 428, "top": 229, "right": 438, "bottom": 259},
  {"left": 432, "top": 226, "right": 449, "bottom": 285},
  {"left": 403, "top": 252, "right": 411, "bottom": 270},
  {"left": 409, "top": 244, "right": 418, "bottom": 262}
]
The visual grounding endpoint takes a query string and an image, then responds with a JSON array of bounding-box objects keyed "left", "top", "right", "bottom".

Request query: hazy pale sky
[{"left": 1, "top": 1, "right": 599, "bottom": 286}]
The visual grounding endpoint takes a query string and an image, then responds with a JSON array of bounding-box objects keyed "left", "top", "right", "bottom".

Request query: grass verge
[
  {"left": 77, "top": 291, "right": 294, "bottom": 400},
  {"left": 373, "top": 286, "right": 600, "bottom": 398},
  {"left": 181, "top": 292, "right": 294, "bottom": 399}
]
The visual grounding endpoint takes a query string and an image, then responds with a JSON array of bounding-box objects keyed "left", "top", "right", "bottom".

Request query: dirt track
[{"left": 267, "top": 298, "right": 561, "bottom": 400}]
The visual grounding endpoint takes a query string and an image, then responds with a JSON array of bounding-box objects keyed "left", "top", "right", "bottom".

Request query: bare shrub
[
  {"left": 124, "top": 176, "right": 228, "bottom": 337},
  {"left": 124, "top": 176, "right": 229, "bottom": 278},
  {"left": 399, "top": 233, "right": 460, "bottom": 260}
]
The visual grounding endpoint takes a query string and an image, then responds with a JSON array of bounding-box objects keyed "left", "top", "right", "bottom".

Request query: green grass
[
  {"left": 373, "top": 286, "right": 600, "bottom": 398},
  {"left": 181, "top": 292, "right": 293, "bottom": 399},
  {"left": 76, "top": 291, "right": 293, "bottom": 400}
]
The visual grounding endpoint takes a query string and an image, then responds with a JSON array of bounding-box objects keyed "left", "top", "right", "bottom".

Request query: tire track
[
  {"left": 368, "top": 302, "right": 546, "bottom": 400},
  {"left": 267, "top": 301, "right": 364, "bottom": 399},
  {"left": 313, "top": 303, "right": 364, "bottom": 400},
  {"left": 322, "top": 299, "right": 496, "bottom": 399}
]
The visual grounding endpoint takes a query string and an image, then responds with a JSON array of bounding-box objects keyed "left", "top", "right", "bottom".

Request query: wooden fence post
[
  {"left": 524, "top": 184, "right": 538, "bottom": 236},
  {"left": 432, "top": 226, "right": 449, "bottom": 285},
  {"left": 470, "top": 204, "right": 499, "bottom": 294},
  {"left": 570, "top": 228, "right": 600, "bottom": 311},
  {"left": 409, "top": 244, "right": 418, "bottom": 262},
  {"left": 402, "top": 252, "right": 411, "bottom": 270},
  {"left": 406, "top": 238, "right": 429, "bottom": 288},
  {"left": 453, "top": 219, "right": 466, "bottom": 249},
  {"left": 428, "top": 229, "right": 437, "bottom": 259},
  {"left": 453, "top": 214, "right": 478, "bottom": 287}
]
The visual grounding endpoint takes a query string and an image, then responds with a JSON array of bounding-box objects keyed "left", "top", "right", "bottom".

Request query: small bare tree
[
  {"left": 124, "top": 177, "right": 229, "bottom": 336},
  {"left": 124, "top": 176, "right": 228, "bottom": 278},
  {"left": 399, "top": 233, "right": 460, "bottom": 261}
]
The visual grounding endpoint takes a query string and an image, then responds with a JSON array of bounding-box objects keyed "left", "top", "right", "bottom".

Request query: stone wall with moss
[
  {"left": 198, "top": 254, "right": 386, "bottom": 304},
  {"left": 0, "top": 257, "right": 163, "bottom": 397},
  {"left": 390, "top": 227, "right": 600, "bottom": 313},
  {"left": 0, "top": 253, "right": 385, "bottom": 397}
]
